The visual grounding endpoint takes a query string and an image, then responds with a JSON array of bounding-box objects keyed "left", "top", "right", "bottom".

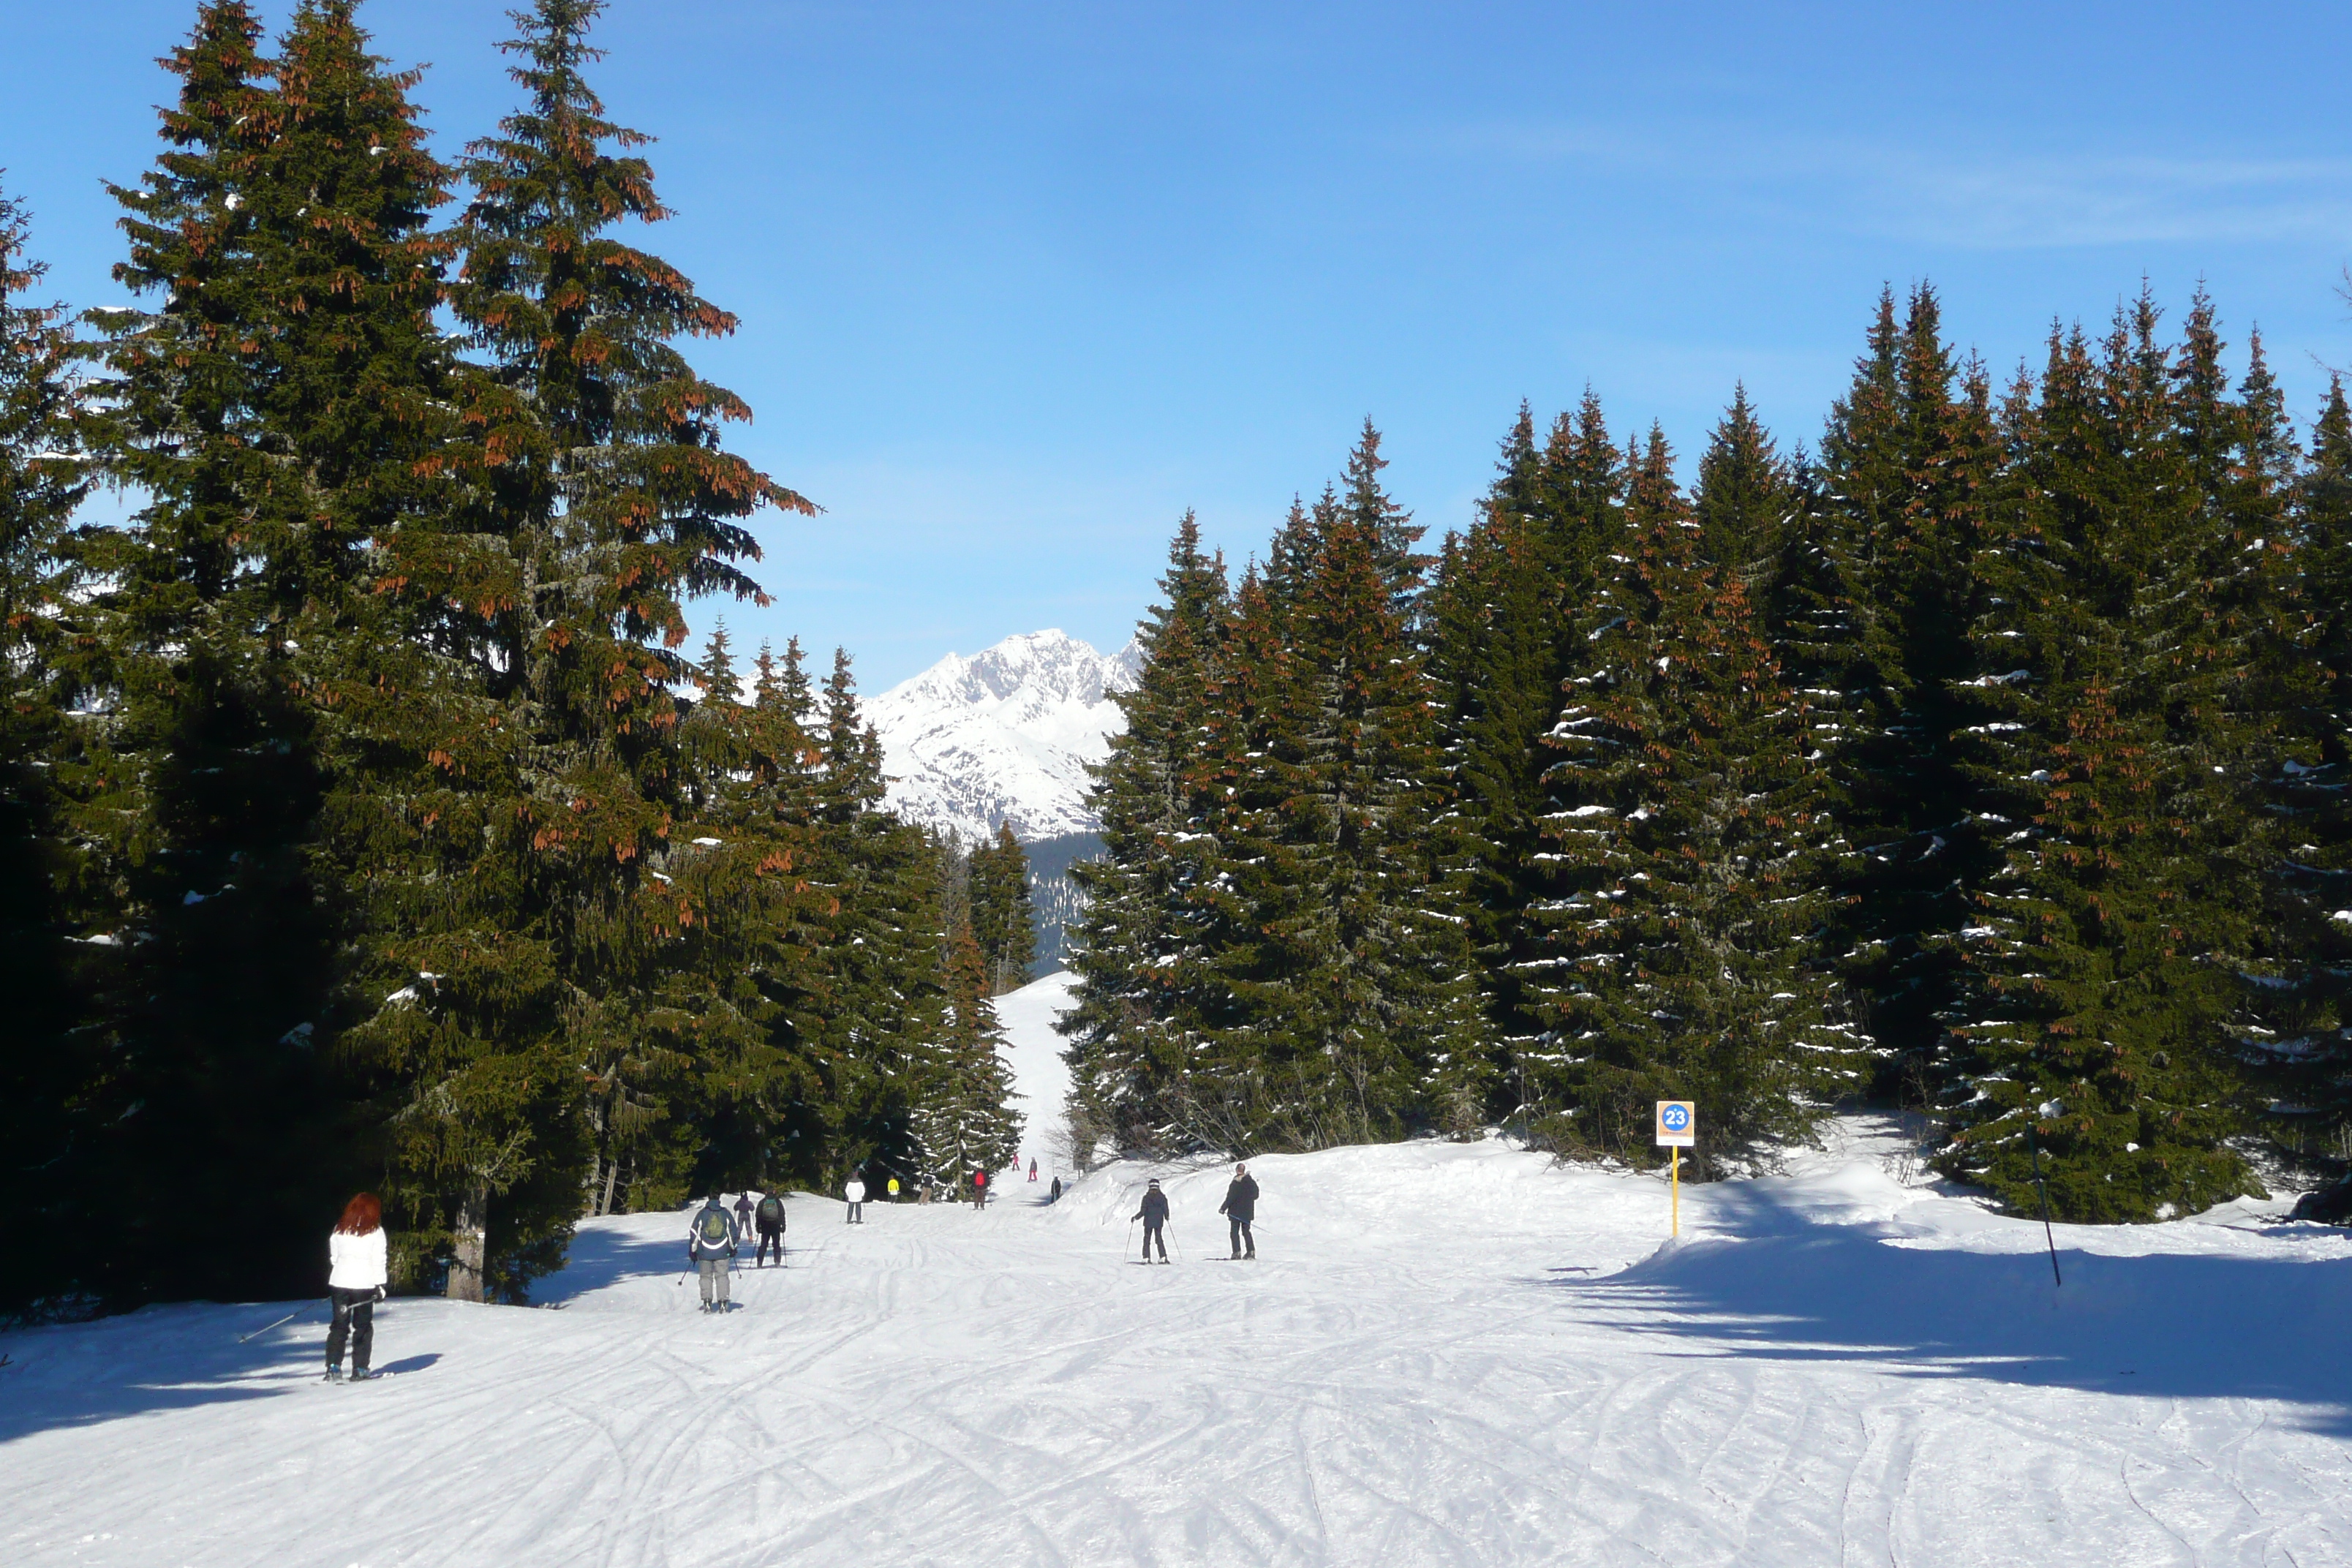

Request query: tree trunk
[
  {"left": 447, "top": 1180, "right": 489, "bottom": 1302},
  {"left": 599, "top": 1156, "right": 621, "bottom": 1218}
]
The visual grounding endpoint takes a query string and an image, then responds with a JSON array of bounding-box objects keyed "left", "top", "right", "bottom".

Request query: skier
[
  {"left": 1133, "top": 1178, "right": 1170, "bottom": 1263},
  {"left": 732, "top": 1191, "right": 755, "bottom": 1237},
  {"left": 1049, "top": 1176, "right": 1063, "bottom": 1203},
  {"left": 972, "top": 1168, "right": 989, "bottom": 1210},
  {"left": 1028, "top": 1158, "right": 1039, "bottom": 1182},
  {"left": 754, "top": 1191, "right": 786, "bottom": 1267},
  {"left": 324, "top": 1191, "right": 388, "bottom": 1383},
  {"left": 687, "top": 1194, "right": 739, "bottom": 1312},
  {"left": 886, "top": 1176, "right": 900, "bottom": 1202},
  {"left": 1218, "top": 1162, "right": 1259, "bottom": 1259},
  {"left": 845, "top": 1174, "right": 867, "bottom": 1224}
]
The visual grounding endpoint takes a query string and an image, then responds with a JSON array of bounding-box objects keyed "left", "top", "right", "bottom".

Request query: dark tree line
[
  {"left": 1067, "top": 288, "right": 2352, "bottom": 1223},
  {"left": 0, "top": 0, "right": 1017, "bottom": 1316}
]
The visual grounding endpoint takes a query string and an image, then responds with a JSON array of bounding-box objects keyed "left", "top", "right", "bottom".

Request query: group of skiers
[
  {"left": 314, "top": 1157, "right": 1259, "bottom": 1359},
  {"left": 1132, "top": 1164, "right": 1258, "bottom": 1263}
]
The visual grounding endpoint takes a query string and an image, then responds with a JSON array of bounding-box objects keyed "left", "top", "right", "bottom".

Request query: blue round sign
[{"left": 1661, "top": 1104, "right": 1691, "bottom": 1132}]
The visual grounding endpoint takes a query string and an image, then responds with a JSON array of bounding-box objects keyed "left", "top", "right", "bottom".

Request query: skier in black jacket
[
  {"left": 1218, "top": 1163, "right": 1259, "bottom": 1259},
  {"left": 753, "top": 1192, "right": 786, "bottom": 1267},
  {"left": 1132, "top": 1179, "right": 1170, "bottom": 1263}
]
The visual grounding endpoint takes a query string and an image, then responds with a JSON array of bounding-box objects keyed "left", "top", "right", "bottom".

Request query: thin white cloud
[{"left": 1428, "top": 120, "right": 2352, "bottom": 251}]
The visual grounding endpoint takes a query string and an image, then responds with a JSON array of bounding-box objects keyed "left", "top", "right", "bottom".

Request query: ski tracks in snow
[{"left": 8, "top": 1144, "right": 2352, "bottom": 1566}]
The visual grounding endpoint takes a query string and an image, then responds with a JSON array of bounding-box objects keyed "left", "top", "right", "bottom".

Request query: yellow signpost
[{"left": 1654, "top": 1101, "right": 1695, "bottom": 1237}]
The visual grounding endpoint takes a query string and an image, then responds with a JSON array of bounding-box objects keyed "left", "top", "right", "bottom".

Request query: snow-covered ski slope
[{"left": 8, "top": 988, "right": 2352, "bottom": 1564}]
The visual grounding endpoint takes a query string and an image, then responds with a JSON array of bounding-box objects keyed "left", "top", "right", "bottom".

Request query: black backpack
[
  {"left": 697, "top": 1207, "right": 731, "bottom": 1247},
  {"left": 756, "top": 1196, "right": 783, "bottom": 1226}
]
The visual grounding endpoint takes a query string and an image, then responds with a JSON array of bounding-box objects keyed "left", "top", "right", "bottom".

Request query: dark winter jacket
[
  {"left": 1134, "top": 1189, "right": 1169, "bottom": 1225},
  {"left": 688, "top": 1202, "right": 740, "bottom": 1260},
  {"left": 1218, "top": 1175, "right": 1259, "bottom": 1221},
  {"left": 755, "top": 1195, "right": 786, "bottom": 1232}
]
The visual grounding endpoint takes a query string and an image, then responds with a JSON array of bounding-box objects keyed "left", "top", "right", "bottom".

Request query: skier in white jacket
[
  {"left": 325, "top": 1192, "right": 389, "bottom": 1383},
  {"left": 844, "top": 1175, "right": 867, "bottom": 1224}
]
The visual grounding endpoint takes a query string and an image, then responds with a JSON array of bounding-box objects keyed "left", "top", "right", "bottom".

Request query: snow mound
[{"left": 866, "top": 628, "right": 1138, "bottom": 843}]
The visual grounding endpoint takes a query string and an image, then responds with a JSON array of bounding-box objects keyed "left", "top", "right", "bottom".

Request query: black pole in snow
[
  {"left": 2029, "top": 1125, "right": 2062, "bottom": 1288},
  {"left": 238, "top": 1307, "right": 305, "bottom": 1343}
]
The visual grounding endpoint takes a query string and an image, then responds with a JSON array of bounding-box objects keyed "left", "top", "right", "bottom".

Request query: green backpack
[
  {"left": 697, "top": 1207, "right": 731, "bottom": 1246},
  {"left": 756, "top": 1196, "right": 784, "bottom": 1226}
]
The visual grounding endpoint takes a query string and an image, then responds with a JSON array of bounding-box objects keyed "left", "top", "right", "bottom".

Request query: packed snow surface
[
  {"left": 8, "top": 981, "right": 2352, "bottom": 1564},
  {"left": 866, "top": 628, "right": 1139, "bottom": 843}
]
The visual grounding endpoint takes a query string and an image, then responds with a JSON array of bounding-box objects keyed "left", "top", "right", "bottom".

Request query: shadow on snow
[
  {"left": 1558, "top": 1179, "right": 2352, "bottom": 1436},
  {"left": 533, "top": 1221, "right": 696, "bottom": 1303},
  {"left": 0, "top": 1301, "right": 331, "bottom": 1443}
]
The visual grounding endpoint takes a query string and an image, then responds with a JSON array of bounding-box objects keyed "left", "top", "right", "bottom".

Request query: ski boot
[{"left": 323, "top": 1362, "right": 344, "bottom": 1384}]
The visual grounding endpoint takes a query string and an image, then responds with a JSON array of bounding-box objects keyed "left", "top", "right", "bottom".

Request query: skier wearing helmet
[{"left": 1132, "top": 1178, "right": 1170, "bottom": 1263}]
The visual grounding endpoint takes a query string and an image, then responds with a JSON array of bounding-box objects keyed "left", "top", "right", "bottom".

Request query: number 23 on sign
[{"left": 1655, "top": 1101, "right": 1695, "bottom": 1236}]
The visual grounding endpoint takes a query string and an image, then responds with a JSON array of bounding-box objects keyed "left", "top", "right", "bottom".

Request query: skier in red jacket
[{"left": 972, "top": 1168, "right": 988, "bottom": 1210}]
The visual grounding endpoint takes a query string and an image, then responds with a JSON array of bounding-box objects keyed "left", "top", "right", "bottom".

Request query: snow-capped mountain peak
[{"left": 867, "top": 629, "right": 1138, "bottom": 844}]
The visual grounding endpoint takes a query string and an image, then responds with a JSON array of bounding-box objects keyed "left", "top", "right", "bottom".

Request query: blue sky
[{"left": 5, "top": 2, "right": 2350, "bottom": 687}]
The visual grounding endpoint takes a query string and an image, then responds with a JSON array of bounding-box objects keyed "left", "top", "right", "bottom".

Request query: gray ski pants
[{"left": 697, "top": 1256, "right": 731, "bottom": 1306}]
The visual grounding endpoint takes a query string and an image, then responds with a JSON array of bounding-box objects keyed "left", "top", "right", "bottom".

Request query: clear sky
[{"left": 4, "top": 2, "right": 2350, "bottom": 688}]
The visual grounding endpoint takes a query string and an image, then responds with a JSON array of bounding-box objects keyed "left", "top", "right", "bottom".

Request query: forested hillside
[
  {"left": 0, "top": 0, "right": 1021, "bottom": 1315},
  {"left": 1066, "top": 295, "right": 2352, "bottom": 1224}
]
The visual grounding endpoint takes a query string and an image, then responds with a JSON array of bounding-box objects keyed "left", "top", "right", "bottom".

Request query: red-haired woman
[{"left": 325, "top": 1193, "right": 388, "bottom": 1384}]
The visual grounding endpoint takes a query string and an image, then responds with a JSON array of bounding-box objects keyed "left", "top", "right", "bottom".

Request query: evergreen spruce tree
[
  {"left": 795, "top": 648, "right": 952, "bottom": 1186},
  {"left": 1207, "top": 429, "right": 1475, "bottom": 1148},
  {"left": 350, "top": 0, "right": 813, "bottom": 1296},
  {"left": 78, "top": 0, "right": 463, "bottom": 1301},
  {"left": 911, "top": 922, "right": 1022, "bottom": 1187},
  {"left": 968, "top": 823, "right": 1036, "bottom": 995},
  {"left": 1812, "top": 286, "right": 2002, "bottom": 1096},
  {"left": 1939, "top": 295, "right": 2286, "bottom": 1217},
  {"left": 651, "top": 619, "right": 829, "bottom": 1202},
  {"left": 1339, "top": 418, "right": 1432, "bottom": 629},
  {"left": 1529, "top": 428, "right": 1858, "bottom": 1161},
  {"left": 1692, "top": 384, "right": 1795, "bottom": 592},
  {"left": 0, "top": 186, "right": 104, "bottom": 1312},
  {"left": 1062, "top": 514, "right": 1230, "bottom": 1158},
  {"left": 2263, "top": 377, "right": 2352, "bottom": 1153},
  {"left": 1177, "top": 562, "right": 1306, "bottom": 1152},
  {"left": 1425, "top": 396, "right": 1625, "bottom": 1117}
]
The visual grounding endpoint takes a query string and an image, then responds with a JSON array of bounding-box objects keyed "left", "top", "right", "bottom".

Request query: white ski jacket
[
  {"left": 328, "top": 1227, "right": 388, "bottom": 1291},
  {"left": 845, "top": 1180, "right": 867, "bottom": 1204}
]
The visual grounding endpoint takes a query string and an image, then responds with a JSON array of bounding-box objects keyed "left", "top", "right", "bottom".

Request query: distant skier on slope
[
  {"left": 972, "top": 1169, "right": 988, "bottom": 1210},
  {"left": 1049, "top": 1176, "right": 1063, "bottom": 1203},
  {"left": 845, "top": 1175, "right": 867, "bottom": 1224},
  {"left": 886, "top": 1176, "right": 900, "bottom": 1202},
  {"left": 1028, "top": 1158, "right": 1039, "bottom": 1182},
  {"left": 732, "top": 1191, "right": 755, "bottom": 1237},
  {"left": 754, "top": 1192, "right": 786, "bottom": 1267},
  {"left": 1133, "top": 1178, "right": 1170, "bottom": 1263},
  {"left": 325, "top": 1191, "right": 388, "bottom": 1383},
  {"left": 687, "top": 1194, "right": 740, "bottom": 1312},
  {"left": 1219, "top": 1163, "right": 1259, "bottom": 1259}
]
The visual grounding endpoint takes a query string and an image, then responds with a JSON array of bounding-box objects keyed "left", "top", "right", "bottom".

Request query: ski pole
[
  {"left": 238, "top": 1308, "right": 304, "bottom": 1343},
  {"left": 2029, "top": 1124, "right": 2062, "bottom": 1288}
]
